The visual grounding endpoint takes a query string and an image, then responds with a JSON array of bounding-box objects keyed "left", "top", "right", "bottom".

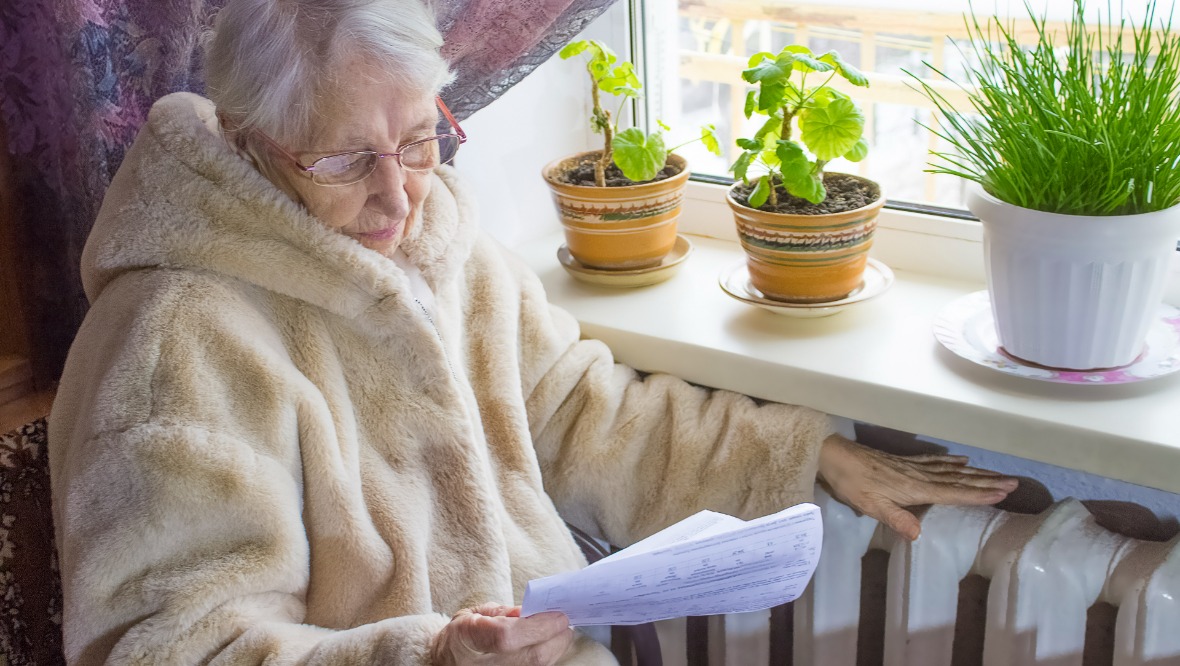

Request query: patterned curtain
[{"left": 0, "top": 0, "right": 617, "bottom": 380}]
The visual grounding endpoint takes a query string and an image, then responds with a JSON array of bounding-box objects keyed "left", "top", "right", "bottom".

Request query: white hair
[{"left": 204, "top": 0, "right": 453, "bottom": 144}]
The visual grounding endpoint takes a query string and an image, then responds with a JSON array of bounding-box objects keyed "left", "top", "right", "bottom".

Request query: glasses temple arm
[
  {"left": 250, "top": 127, "right": 316, "bottom": 172},
  {"left": 436, "top": 97, "right": 467, "bottom": 143}
]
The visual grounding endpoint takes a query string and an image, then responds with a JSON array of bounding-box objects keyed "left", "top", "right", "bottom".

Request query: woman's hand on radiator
[{"left": 816, "top": 434, "right": 1019, "bottom": 541}]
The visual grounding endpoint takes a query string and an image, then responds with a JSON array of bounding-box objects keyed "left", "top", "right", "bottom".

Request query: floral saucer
[
  {"left": 933, "top": 291, "right": 1180, "bottom": 385},
  {"left": 558, "top": 235, "right": 693, "bottom": 288},
  {"left": 718, "top": 258, "right": 894, "bottom": 318}
]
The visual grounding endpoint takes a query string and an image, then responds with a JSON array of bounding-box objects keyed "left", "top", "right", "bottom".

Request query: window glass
[{"left": 642, "top": 0, "right": 1172, "bottom": 209}]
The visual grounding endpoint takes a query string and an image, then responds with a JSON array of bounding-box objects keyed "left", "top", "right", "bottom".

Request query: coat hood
[{"left": 82, "top": 92, "right": 478, "bottom": 319}]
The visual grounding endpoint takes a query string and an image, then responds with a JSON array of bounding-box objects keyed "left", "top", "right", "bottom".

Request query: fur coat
[{"left": 48, "top": 92, "right": 833, "bottom": 665}]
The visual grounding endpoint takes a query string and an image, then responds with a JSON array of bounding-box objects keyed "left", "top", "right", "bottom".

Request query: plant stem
[
  {"left": 770, "top": 102, "right": 798, "bottom": 209},
  {"left": 590, "top": 72, "right": 610, "bottom": 187}
]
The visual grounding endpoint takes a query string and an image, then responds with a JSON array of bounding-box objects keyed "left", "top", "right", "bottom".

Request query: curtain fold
[{"left": 0, "top": 0, "right": 617, "bottom": 380}]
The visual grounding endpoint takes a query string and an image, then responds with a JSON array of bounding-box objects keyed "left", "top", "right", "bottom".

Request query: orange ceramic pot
[
  {"left": 543, "top": 151, "right": 690, "bottom": 270},
  {"left": 727, "top": 175, "right": 885, "bottom": 303}
]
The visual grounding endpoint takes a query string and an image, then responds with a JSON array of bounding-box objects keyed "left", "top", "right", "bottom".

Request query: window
[{"left": 640, "top": 0, "right": 1172, "bottom": 211}]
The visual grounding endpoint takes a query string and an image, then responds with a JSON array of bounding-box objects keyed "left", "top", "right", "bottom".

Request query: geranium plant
[
  {"left": 559, "top": 39, "right": 721, "bottom": 186},
  {"left": 908, "top": 0, "right": 1180, "bottom": 216},
  {"left": 731, "top": 45, "right": 870, "bottom": 208}
]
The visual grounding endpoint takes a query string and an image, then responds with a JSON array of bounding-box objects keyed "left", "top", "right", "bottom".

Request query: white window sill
[{"left": 513, "top": 196, "right": 1180, "bottom": 494}]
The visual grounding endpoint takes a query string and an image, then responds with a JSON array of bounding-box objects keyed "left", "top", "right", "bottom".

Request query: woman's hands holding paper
[{"left": 431, "top": 604, "right": 573, "bottom": 666}]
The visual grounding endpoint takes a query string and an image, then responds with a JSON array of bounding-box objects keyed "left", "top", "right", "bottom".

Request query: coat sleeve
[
  {"left": 514, "top": 260, "right": 834, "bottom": 548},
  {"left": 49, "top": 278, "right": 449, "bottom": 666}
]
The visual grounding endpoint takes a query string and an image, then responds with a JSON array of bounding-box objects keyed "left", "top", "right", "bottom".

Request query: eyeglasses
[{"left": 251, "top": 96, "right": 467, "bottom": 187}]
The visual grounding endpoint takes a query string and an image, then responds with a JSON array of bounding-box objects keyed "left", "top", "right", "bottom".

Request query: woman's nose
[{"left": 366, "top": 157, "right": 411, "bottom": 220}]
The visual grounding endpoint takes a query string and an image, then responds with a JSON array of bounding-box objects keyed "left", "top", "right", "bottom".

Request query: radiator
[{"left": 657, "top": 486, "right": 1180, "bottom": 665}]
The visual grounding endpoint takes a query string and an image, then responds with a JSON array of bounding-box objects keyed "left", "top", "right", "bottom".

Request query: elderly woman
[{"left": 47, "top": 0, "right": 1016, "bottom": 664}]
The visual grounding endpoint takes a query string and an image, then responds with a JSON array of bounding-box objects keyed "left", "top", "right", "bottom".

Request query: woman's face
[{"left": 262, "top": 60, "right": 438, "bottom": 257}]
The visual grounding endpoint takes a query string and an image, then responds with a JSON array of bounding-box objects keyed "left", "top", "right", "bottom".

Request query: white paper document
[{"left": 522, "top": 503, "right": 822, "bottom": 626}]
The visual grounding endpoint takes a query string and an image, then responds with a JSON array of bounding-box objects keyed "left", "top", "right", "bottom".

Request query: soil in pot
[
  {"left": 731, "top": 173, "right": 877, "bottom": 214},
  {"left": 557, "top": 157, "right": 683, "bottom": 187}
]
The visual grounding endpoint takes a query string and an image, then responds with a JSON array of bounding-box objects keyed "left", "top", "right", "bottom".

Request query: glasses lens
[
  {"left": 310, "top": 152, "right": 377, "bottom": 185},
  {"left": 401, "top": 135, "right": 461, "bottom": 171}
]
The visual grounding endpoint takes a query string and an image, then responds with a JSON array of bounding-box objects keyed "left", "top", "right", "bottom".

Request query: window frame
[
  {"left": 628, "top": 0, "right": 987, "bottom": 250},
  {"left": 630, "top": 0, "right": 1180, "bottom": 257}
]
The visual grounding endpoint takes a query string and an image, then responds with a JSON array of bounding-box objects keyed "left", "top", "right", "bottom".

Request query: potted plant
[
  {"left": 910, "top": 0, "right": 1180, "bottom": 370},
  {"left": 543, "top": 40, "right": 720, "bottom": 271},
  {"left": 726, "top": 44, "right": 884, "bottom": 303}
]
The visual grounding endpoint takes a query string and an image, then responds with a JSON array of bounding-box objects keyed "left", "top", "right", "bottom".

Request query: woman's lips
[{"left": 355, "top": 220, "right": 402, "bottom": 242}]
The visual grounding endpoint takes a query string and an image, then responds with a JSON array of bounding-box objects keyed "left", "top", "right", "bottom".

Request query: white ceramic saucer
[
  {"left": 933, "top": 291, "right": 1180, "bottom": 385},
  {"left": 558, "top": 235, "right": 693, "bottom": 288},
  {"left": 718, "top": 258, "right": 895, "bottom": 318}
]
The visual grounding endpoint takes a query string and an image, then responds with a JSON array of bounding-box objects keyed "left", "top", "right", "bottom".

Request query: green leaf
[
  {"left": 818, "top": 50, "right": 869, "bottom": 87},
  {"left": 777, "top": 141, "right": 825, "bottom": 203},
  {"left": 757, "top": 82, "right": 787, "bottom": 113},
  {"left": 559, "top": 40, "right": 590, "bottom": 60},
  {"left": 747, "top": 51, "right": 776, "bottom": 68},
  {"left": 736, "top": 137, "right": 762, "bottom": 151},
  {"left": 566, "top": 40, "right": 616, "bottom": 70},
  {"left": 749, "top": 175, "right": 772, "bottom": 208},
  {"left": 587, "top": 41, "right": 617, "bottom": 65},
  {"left": 799, "top": 97, "right": 865, "bottom": 160},
  {"left": 809, "top": 86, "right": 850, "bottom": 108},
  {"left": 730, "top": 151, "right": 754, "bottom": 182},
  {"left": 791, "top": 173, "right": 827, "bottom": 204},
  {"left": 612, "top": 128, "right": 667, "bottom": 182},
  {"left": 754, "top": 116, "right": 783, "bottom": 147},
  {"left": 742, "top": 52, "right": 797, "bottom": 85},
  {"left": 657, "top": 119, "right": 671, "bottom": 132},
  {"left": 701, "top": 125, "right": 721, "bottom": 155},
  {"left": 599, "top": 62, "right": 642, "bottom": 95},
  {"left": 785, "top": 45, "right": 834, "bottom": 73},
  {"left": 775, "top": 140, "right": 810, "bottom": 175},
  {"left": 761, "top": 147, "right": 781, "bottom": 168},
  {"left": 844, "top": 137, "right": 869, "bottom": 162},
  {"left": 743, "top": 90, "right": 757, "bottom": 118}
]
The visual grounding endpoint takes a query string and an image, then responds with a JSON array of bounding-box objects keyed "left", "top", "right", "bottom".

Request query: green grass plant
[{"left": 909, "top": 0, "right": 1180, "bottom": 216}]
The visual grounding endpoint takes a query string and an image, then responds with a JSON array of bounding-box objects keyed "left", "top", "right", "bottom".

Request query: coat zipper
[{"left": 414, "top": 297, "right": 458, "bottom": 383}]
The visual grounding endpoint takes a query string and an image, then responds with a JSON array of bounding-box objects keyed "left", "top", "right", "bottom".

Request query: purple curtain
[{"left": 0, "top": 0, "right": 617, "bottom": 380}]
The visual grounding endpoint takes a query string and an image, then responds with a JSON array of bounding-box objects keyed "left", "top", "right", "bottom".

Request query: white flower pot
[{"left": 968, "top": 186, "right": 1180, "bottom": 370}]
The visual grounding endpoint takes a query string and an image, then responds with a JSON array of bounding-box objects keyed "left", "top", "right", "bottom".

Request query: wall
[{"left": 454, "top": 2, "right": 632, "bottom": 248}]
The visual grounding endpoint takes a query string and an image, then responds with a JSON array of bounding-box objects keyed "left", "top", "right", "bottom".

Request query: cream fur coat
[{"left": 48, "top": 93, "right": 833, "bottom": 665}]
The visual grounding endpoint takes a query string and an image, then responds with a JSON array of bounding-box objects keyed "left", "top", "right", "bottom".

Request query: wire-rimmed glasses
[{"left": 252, "top": 96, "right": 466, "bottom": 186}]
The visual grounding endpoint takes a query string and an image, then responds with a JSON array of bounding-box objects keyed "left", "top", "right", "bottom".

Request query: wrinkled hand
[
  {"left": 817, "top": 434, "right": 1018, "bottom": 541},
  {"left": 431, "top": 604, "right": 573, "bottom": 666}
]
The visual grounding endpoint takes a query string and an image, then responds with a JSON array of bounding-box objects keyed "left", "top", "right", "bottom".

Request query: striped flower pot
[
  {"left": 727, "top": 175, "right": 885, "bottom": 303},
  {"left": 543, "top": 151, "right": 689, "bottom": 270}
]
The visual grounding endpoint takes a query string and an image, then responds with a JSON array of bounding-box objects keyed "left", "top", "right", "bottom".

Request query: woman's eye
[{"left": 316, "top": 153, "right": 370, "bottom": 174}]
